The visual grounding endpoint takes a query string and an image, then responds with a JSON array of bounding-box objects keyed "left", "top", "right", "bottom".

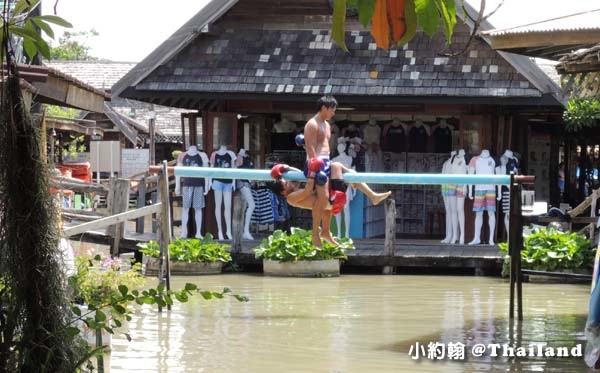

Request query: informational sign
[{"left": 90, "top": 141, "right": 121, "bottom": 180}]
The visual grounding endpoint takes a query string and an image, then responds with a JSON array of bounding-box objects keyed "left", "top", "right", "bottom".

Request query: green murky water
[{"left": 106, "top": 274, "right": 592, "bottom": 372}]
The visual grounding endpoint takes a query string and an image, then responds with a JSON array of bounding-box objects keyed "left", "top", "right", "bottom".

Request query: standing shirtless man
[{"left": 303, "top": 95, "right": 337, "bottom": 247}]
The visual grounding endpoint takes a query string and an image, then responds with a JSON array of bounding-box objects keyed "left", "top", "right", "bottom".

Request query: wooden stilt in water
[
  {"left": 382, "top": 199, "right": 396, "bottom": 274},
  {"left": 508, "top": 174, "right": 524, "bottom": 321},
  {"left": 231, "top": 190, "right": 246, "bottom": 254},
  {"left": 157, "top": 161, "right": 173, "bottom": 311}
]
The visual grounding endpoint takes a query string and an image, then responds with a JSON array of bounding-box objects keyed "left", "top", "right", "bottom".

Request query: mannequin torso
[{"left": 211, "top": 146, "right": 237, "bottom": 184}]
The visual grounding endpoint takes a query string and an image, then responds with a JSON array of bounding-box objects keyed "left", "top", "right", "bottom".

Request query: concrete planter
[
  {"left": 263, "top": 259, "right": 340, "bottom": 277},
  {"left": 145, "top": 257, "right": 223, "bottom": 276}
]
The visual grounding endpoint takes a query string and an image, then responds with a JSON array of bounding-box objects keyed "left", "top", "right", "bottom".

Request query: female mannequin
[
  {"left": 236, "top": 148, "right": 255, "bottom": 240},
  {"left": 331, "top": 141, "right": 356, "bottom": 238},
  {"left": 496, "top": 149, "right": 519, "bottom": 237},
  {"left": 440, "top": 151, "right": 456, "bottom": 244},
  {"left": 450, "top": 149, "right": 467, "bottom": 244},
  {"left": 175, "top": 145, "right": 210, "bottom": 239},
  {"left": 363, "top": 118, "right": 382, "bottom": 171},
  {"left": 468, "top": 149, "right": 499, "bottom": 245},
  {"left": 210, "top": 145, "right": 237, "bottom": 240}
]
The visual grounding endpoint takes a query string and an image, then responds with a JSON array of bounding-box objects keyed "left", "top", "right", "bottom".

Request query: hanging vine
[{"left": 0, "top": 1, "right": 82, "bottom": 371}]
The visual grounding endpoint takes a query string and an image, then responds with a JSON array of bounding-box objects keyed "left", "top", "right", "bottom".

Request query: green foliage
[
  {"left": 66, "top": 253, "right": 248, "bottom": 370},
  {"left": 563, "top": 97, "right": 600, "bottom": 132},
  {"left": 49, "top": 29, "right": 98, "bottom": 61},
  {"left": 45, "top": 104, "right": 79, "bottom": 119},
  {"left": 61, "top": 134, "right": 86, "bottom": 160},
  {"left": 138, "top": 234, "right": 232, "bottom": 263},
  {"left": 254, "top": 227, "right": 355, "bottom": 262},
  {"left": 1, "top": 0, "right": 73, "bottom": 62},
  {"left": 499, "top": 227, "right": 594, "bottom": 272}
]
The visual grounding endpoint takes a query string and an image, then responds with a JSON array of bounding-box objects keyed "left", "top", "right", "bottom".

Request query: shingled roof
[
  {"left": 114, "top": 0, "right": 564, "bottom": 108},
  {"left": 46, "top": 60, "right": 193, "bottom": 138}
]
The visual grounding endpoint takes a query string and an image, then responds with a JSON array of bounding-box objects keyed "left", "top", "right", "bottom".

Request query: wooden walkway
[{"left": 68, "top": 229, "right": 503, "bottom": 275}]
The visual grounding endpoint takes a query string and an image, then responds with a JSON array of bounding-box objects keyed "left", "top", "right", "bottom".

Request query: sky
[{"left": 41, "top": 0, "right": 598, "bottom": 63}]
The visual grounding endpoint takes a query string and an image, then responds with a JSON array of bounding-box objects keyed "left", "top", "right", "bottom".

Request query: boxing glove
[
  {"left": 308, "top": 157, "right": 324, "bottom": 173},
  {"left": 270, "top": 164, "right": 289, "bottom": 179},
  {"left": 315, "top": 171, "right": 328, "bottom": 185},
  {"left": 330, "top": 190, "right": 347, "bottom": 215},
  {"left": 295, "top": 133, "right": 305, "bottom": 147}
]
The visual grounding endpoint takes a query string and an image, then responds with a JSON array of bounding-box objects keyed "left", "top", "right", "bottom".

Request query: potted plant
[
  {"left": 254, "top": 228, "right": 355, "bottom": 277},
  {"left": 138, "top": 234, "right": 232, "bottom": 275},
  {"left": 499, "top": 226, "right": 594, "bottom": 281},
  {"left": 69, "top": 254, "right": 146, "bottom": 351}
]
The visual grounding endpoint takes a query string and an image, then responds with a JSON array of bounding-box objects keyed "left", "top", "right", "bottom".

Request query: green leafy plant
[
  {"left": 3, "top": 0, "right": 73, "bottom": 62},
  {"left": 499, "top": 227, "right": 594, "bottom": 272},
  {"left": 563, "top": 97, "right": 600, "bottom": 132},
  {"left": 254, "top": 227, "right": 355, "bottom": 262},
  {"left": 66, "top": 253, "right": 248, "bottom": 372},
  {"left": 61, "top": 134, "right": 86, "bottom": 160},
  {"left": 138, "top": 234, "right": 232, "bottom": 263}
]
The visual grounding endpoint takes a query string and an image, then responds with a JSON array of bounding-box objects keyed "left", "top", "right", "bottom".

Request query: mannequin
[
  {"left": 329, "top": 120, "right": 340, "bottom": 151},
  {"left": 273, "top": 116, "right": 296, "bottom": 133},
  {"left": 440, "top": 151, "right": 456, "bottom": 244},
  {"left": 332, "top": 141, "right": 356, "bottom": 238},
  {"left": 210, "top": 145, "right": 237, "bottom": 240},
  {"left": 363, "top": 118, "right": 382, "bottom": 171},
  {"left": 450, "top": 149, "right": 467, "bottom": 244},
  {"left": 236, "top": 148, "right": 255, "bottom": 240},
  {"left": 381, "top": 118, "right": 407, "bottom": 153},
  {"left": 495, "top": 149, "right": 519, "bottom": 237},
  {"left": 408, "top": 120, "right": 430, "bottom": 152},
  {"left": 175, "top": 145, "right": 210, "bottom": 239},
  {"left": 468, "top": 149, "right": 499, "bottom": 245},
  {"left": 431, "top": 119, "right": 453, "bottom": 153}
]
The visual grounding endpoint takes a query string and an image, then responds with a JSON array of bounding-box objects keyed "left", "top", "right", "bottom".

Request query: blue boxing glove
[
  {"left": 315, "top": 171, "right": 328, "bottom": 185},
  {"left": 295, "top": 133, "right": 305, "bottom": 147}
]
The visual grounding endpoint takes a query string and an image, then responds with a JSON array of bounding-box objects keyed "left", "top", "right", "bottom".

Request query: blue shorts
[
  {"left": 212, "top": 180, "right": 233, "bottom": 192},
  {"left": 303, "top": 157, "right": 331, "bottom": 179}
]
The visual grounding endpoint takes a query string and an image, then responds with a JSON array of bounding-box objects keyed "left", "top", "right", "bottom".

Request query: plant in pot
[
  {"left": 138, "top": 234, "right": 232, "bottom": 275},
  {"left": 499, "top": 226, "right": 593, "bottom": 279},
  {"left": 254, "top": 228, "right": 355, "bottom": 277}
]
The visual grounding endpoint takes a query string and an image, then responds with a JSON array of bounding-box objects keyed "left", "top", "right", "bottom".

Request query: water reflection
[{"left": 108, "top": 275, "right": 592, "bottom": 373}]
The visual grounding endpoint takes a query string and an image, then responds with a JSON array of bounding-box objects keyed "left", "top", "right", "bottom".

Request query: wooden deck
[{"left": 69, "top": 230, "right": 504, "bottom": 275}]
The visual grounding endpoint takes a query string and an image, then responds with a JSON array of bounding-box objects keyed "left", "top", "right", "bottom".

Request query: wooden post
[
  {"left": 591, "top": 189, "right": 597, "bottom": 239},
  {"left": 136, "top": 176, "right": 146, "bottom": 233},
  {"left": 107, "top": 178, "right": 130, "bottom": 257},
  {"left": 157, "top": 161, "right": 172, "bottom": 312},
  {"left": 382, "top": 199, "right": 396, "bottom": 274},
  {"left": 508, "top": 174, "right": 524, "bottom": 321},
  {"left": 231, "top": 190, "right": 246, "bottom": 253}
]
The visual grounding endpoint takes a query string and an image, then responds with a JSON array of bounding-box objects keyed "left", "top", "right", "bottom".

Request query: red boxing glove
[
  {"left": 330, "top": 190, "right": 347, "bottom": 215},
  {"left": 270, "top": 164, "right": 289, "bottom": 179},
  {"left": 307, "top": 157, "right": 324, "bottom": 173}
]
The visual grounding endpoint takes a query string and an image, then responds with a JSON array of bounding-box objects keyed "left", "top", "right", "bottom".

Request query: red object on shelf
[{"left": 56, "top": 162, "right": 92, "bottom": 183}]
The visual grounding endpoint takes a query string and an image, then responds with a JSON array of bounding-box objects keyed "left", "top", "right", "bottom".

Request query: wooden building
[{"left": 112, "top": 0, "right": 565, "bottom": 242}]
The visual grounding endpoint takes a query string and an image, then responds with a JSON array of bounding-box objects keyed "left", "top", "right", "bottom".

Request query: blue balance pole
[{"left": 173, "top": 167, "right": 512, "bottom": 185}]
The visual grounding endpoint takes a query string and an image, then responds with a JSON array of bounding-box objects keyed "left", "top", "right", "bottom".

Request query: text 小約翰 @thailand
[{"left": 408, "top": 341, "right": 583, "bottom": 360}]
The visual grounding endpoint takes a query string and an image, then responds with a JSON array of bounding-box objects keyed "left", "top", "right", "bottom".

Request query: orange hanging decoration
[
  {"left": 387, "top": 0, "right": 406, "bottom": 43},
  {"left": 371, "top": 0, "right": 390, "bottom": 50}
]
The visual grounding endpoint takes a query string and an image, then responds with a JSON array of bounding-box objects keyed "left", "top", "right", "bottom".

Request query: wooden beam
[
  {"left": 63, "top": 203, "right": 162, "bottom": 237},
  {"left": 488, "top": 30, "right": 600, "bottom": 50}
]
